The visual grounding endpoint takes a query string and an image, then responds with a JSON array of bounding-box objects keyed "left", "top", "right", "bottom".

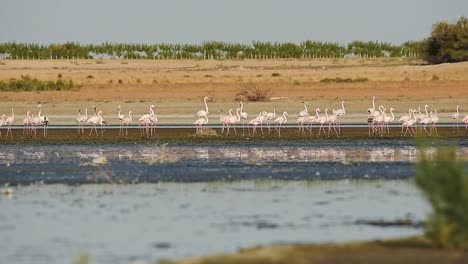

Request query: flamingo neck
[
  {"left": 283, "top": 112, "right": 287, "bottom": 122},
  {"left": 204, "top": 115, "right": 209, "bottom": 124},
  {"left": 425, "top": 106, "right": 428, "bottom": 116},
  {"left": 204, "top": 98, "right": 208, "bottom": 112},
  {"left": 316, "top": 109, "right": 320, "bottom": 118},
  {"left": 342, "top": 101, "right": 345, "bottom": 114},
  {"left": 372, "top": 97, "right": 375, "bottom": 109},
  {"left": 11, "top": 108, "right": 14, "bottom": 117},
  {"left": 390, "top": 109, "right": 394, "bottom": 121},
  {"left": 85, "top": 108, "right": 88, "bottom": 117}
]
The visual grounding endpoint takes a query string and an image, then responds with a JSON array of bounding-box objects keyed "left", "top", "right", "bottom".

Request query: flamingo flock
[{"left": 1, "top": 96, "right": 468, "bottom": 140}]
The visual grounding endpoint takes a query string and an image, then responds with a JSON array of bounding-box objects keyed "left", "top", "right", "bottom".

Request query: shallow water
[
  {"left": 1, "top": 142, "right": 467, "bottom": 184},
  {"left": 0, "top": 181, "right": 427, "bottom": 264}
]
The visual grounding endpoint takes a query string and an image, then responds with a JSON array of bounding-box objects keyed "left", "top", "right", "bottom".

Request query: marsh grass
[
  {"left": 0, "top": 75, "right": 79, "bottom": 91},
  {"left": 416, "top": 142, "right": 468, "bottom": 249}
]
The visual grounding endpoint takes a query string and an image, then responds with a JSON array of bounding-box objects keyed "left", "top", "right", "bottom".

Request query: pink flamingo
[
  {"left": 403, "top": 114, "right": 417, "bottom": 137},
  {"left": 463, "top": 114, "right": 468, "bottom": 136},
  {"left": 297, "top": 116, "right": 307, "bottom": 134},
  {"left": 194, "top": 115, "right": 208, "bottom": 138},
  {"left": 316, "top": 108, "right": 328, "bottom": 137},
  {"left": 420, "top": 112, "right": 432, "bottom": 135},
  {"left": 383, "top": 107, "right": 395, "bottom": 133},
  {"left": 274, "top": 111, "right": 288, "bottom": 137},
  {"left": 298, "top": 101, "right": 309, "bottom": 117},
  {"left": 76, "top": 108, "right": 88, "bottom": 136},
  {"left": 430, "top": 109, "right": 439, "bottom": 136},
  {"left": 138, "top": 105, "right": 155, "bottom": 136},
  {"left": 452, "top": 105, "right": 460, "bottom": 133},
  {"left": 225, "top": 108, "right": 241, "bottom": 136},
  {"left": 239, "top": 101, "right": 249, "bottom": 136},
  {"left": 37, "top": 104, "right": 50, "bottom": 138},
  {"left": 327, "top": 109, "right": 339, "bottom": 137},
  {"left": 220, "top": 109, "right": 233, "bottom": 135},
  {"left": 5, "top": 108, "right": 15, "bottom": 140},
  {"left": 87, "top": 110, "right": 104, "bottom": 137},
  {"left": 399, "top": 109, "right": 413, "bottom": 135},
  {"left": 304, "top": 109, "right": 318, "bottom": 136},
  {"left": 22, "top": 111, "right": 32, "bottom": 136},
  {"left": 265, "top": 107, "right": 276, "bottom": 133},
  {"left": 196, "top": 96, "right": 209, "bottom": 118},
  {"left": 0, "top": 114, "right": 6, "bottom": 139},
  {"left": 248, "top": 111, "right": 266, "bottom": 137},
  {"left": 334, "top": 101, "right": 346, "bottom": 134},
  {"left": 121, "top": 111, "right": 133, "bottom": 138}
]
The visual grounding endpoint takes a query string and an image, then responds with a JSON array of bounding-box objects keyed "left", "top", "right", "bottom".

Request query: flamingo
[
  {"left": 265, "top": 107, "right": 276, "bottom": 132},
  {"left": 138, "top": 104, "right": 155, "bottom": 136},
  {"left": 0, "top": 114, "right": 6, "bottom": 139},
  {"left": 248, "top": 111, "right": 267, "bottom": 137},
  {"left": 463, "top": 115, "right": 468, "bottom": 136},
  {"left": 22, "top": 111, "right": 32, "bottom": 136},
  {"left": 87, "top": 110, "right": 104, "bottom": 137},
  {"left": 121, "top": 111, "right": 133, "bottom": 138},
  {"left": 298, "top": 101, "right": 309, "bottom": 117},
  {"left": 297, "top": 116, "right": 307, "bottom": 134},
  {"left": 76, "top": 108, "right": 88, "bottom": 135},
  {"left": 420, "top": 111, "right": 433, "bottom": 135},
  {"left": 452, "top": 105, "right": 460, "bottom": 133},
  {"left": 372, "top": 108, "right": 385, "bottom": 136},
  {"left": 334, "top": 101, "right": 346, "bottom": 134},
  {"left": 220, "top": 109, "right": 233, "bottom": 134},
  {"left": 368, "top": 96, "right": 376, "bottom": 116},
  {"left": 196, "top": 96, "right": 210, "bottom": 118},
  {"left": 225, "top": 108, "right": 241, "bottom": 136},
  {"left": 30, "top": 113, "right": 41, "bottom": 138},
  {"left": 5, "top": 108, "right": 15, "bottom": 140},
  {"left": 239, "top": 101, "right": 249, "bottom": 135},
  {"left": 37, "top": 104, "right": 50, "bottom": 138},
  {"left": 194, "top": 115, "right": 208, "bottom": 138},
  {"left": 316, "top": 108, "right": 328, "bottom": 137},
  {"left": 430, "top": 109, "right": 439, "bottom": 136},
  {"left": 399, "top": 109, "right": 413, "bottom": 135},
  {"left": 327, "top": 109, "right": 339, "bottom": 137},
  {"left": 304, "top": 109, "right": 318, "bottom": 136},
  {"left": 274, "top": 111, "right": 288, "bottom": 137},
  {"left": 383, "top": 107, "right": 395, "bottom": 133},
  {"left": 403, "top": 114, "right": 417, "bottom": 137},
  {"left": 117, "top": 105, "right": 125, "bottom": 136},
  {"left": 148, "top": 109, "right": 159, "bottom": 138}
]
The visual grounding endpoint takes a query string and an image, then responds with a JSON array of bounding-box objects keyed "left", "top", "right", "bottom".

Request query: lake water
[
  {"left": 1, "top": 141, "right": 463, "bottom": 264},
  {"left": 0, "top": 181, "right": 428, "bottom": 264}
]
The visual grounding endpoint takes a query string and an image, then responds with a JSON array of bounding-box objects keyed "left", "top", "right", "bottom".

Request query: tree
[{"left": 422, "top": 16, "right": 468, "bottom": 64}]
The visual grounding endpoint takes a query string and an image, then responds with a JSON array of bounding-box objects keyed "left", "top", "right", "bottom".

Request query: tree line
[{"left": 0, "top": 40, "right": 422, "bottom": 60}]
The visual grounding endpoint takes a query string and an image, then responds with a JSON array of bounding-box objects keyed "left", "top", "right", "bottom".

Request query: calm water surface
[{"left": 0, "top": 181, "right": 428, "bottom": 264}]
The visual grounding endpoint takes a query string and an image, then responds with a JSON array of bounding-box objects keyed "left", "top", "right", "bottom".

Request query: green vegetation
[
  {"left": 320, "top": 77, "right": 368, "bottom": 83},
  {"left": 421, "top": 16, "right": 468, "bottom": 64},
  {"left": 0, "top": 40, "right": 421, "bottom": 60},
  {"left": 415, "top": 144, "right": 468, "bottom": 249},
  {"left": 0, "top": 75, "right": 79, "bottom": 91}
]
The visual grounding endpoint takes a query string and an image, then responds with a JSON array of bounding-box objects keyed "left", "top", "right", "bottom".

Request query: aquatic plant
[{"left": 415, "top": 143, "right": 468, "bottom": 249}]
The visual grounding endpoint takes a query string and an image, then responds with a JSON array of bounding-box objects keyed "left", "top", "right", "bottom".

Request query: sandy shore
[{"left": 0, "top": 59, "right": 467, "bottom": 125}]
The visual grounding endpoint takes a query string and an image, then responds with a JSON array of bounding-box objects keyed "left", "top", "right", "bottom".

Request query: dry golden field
[{"left": 0, "top": 58, "right": 467, "bottom": 124}]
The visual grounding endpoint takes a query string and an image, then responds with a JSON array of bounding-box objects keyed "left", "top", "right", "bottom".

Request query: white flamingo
[
  {"left": 225, "top": 108, "right": 241, "bottom": 136},
  {"left": 316, "top": 108, "right": 328, "bottom": 137},
  {"left": 196, "top": 96, "right": 210, "bottom": 118},
  {"left": 420, "top": 111, "right": 433, "bottom": 135},
  {"left": 138, "top": 104, "right": 155, "bottom": 136},
  {"left": 274, "top": 111, "right": 288, "bottom": 137},
  {"left": 334, "top": 101, "right": 346, "bottom": 133},
  {"left": 327, "top": 109, "right": 339, "bottom": 137},
  {"left": 399, "top": 109, "right": 413, "bottom": 135},
  {"left": 368, "top": 96, "right": 376, "bottom": 116},
  {"left": 452, "top": 105, "right": 460, "bottom": 133},
  {"left": 37, "top": 104, "right": 50, "bottom": 138}
]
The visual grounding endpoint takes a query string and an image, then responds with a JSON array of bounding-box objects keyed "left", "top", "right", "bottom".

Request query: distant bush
[
  {"left": 238, "top": 83, "right": 273, "bottom": 102},
  {"left": 320, "top": 77, "right": 368, "bottom": 83},
  {"left": 271, "top": 72, "right": 281, "bottom": 77},
  {"left": 422, "top": 16, "right": 468, "bottom": 64},
  {"left": 415, "top": 144, "right": 468, "bottom": 249},
  {"left": 0, "top": 75, "right": 79, "bottom": 91}
]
